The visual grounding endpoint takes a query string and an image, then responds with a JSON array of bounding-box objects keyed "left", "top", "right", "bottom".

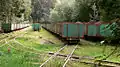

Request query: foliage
[
  {"left": 72, "top": 0, "right": 93, "bottom": 22},
  {"left": 31, "top": 0, "right": 52, "bottom": 22},
  {"left": 105, "top": 23, "right": 120, "bottom": 44},
  {"left": 0, "top": 0, "right": 31, "bottom": 23},
  {"left": 0, "top": 0, "right": 24, "bottom": 23},
  {"left": 61, "top": 6, "right": 73, "bottom": 22},
  {"left": 0, "top": 46, "right": 39, "bottom": 67},
  {"left": 98, "top": 0, "right": 120, "bottom": 22},
  {"left": 50, "top": 0, "right": 99, "bottom": 22},
  {"left": 49, "top": 0, "right": 74, "bottom": 22},
  {"left": 97, "top": 0, "right": 120, "bottom": 43},
  {"left": 49, "top": 9, "right": 62, "bottom": 22},
  {"left": 23, "top": 0, "right": 32, "bottom": 21}
]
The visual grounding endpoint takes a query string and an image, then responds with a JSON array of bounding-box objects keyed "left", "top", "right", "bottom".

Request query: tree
[
  {"left": 98, "top": 0, "right": 120, "bottom": 22},
  {"left": 94, "top": 0, "right": 120, "bottom": 61},
  {"left": 31, "top": 0, "right": 52, "bottom": 23},
  {"left": 0, "top": 0, "right": 25, "bottom": 23},
  {"left": 72, "top": 0, "right": 94, "bottom": 22},
  {"left": 50, "top": 0, "right": 100, "bottom": 22},
  {"left": 49, "top": 0, "right": 74, "bottom": 22},
  {"left": 98, "top": 0, "right": 120, "bottom": 43},
  {"left": 23, "top": 0, "right": 32, "bottom": 21}
]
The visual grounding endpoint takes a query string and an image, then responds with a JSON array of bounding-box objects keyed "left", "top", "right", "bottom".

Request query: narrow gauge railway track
[
  {"left": 0, "top": 31, "right": 20, "bottom": 40},
  {"left": 81, "top": 59, "right": 120, "bottom": 67},
  {"left": 39, "top": 45, "right": 78, "bottom": 67},
  {"left": 6, "top": 40, "right": 44, "bottom": 55},
  {"left": 0, "top": 33, "right": 11, "bottom": 41},
  {"left": 0, "top": 34, "right": 16, "bottom": 43},
  {"left": 97, "top": 60, "right": 120, "bottom": 67},
  {"left": 0, "top": 26, "right": 30, "bottom": 42},
  {"left": 0, "top": 26, "right": 52, "bottom": 55},
  {"left": 0, "top": 32, "right": 44, "bottom": 56},
  {"left": 0, "top": 32, "right": 23, "bottom": 43},
  {"left": 0, "top": 28, "right": 29, "bottom": 48},
  {"left": 0, "top": 34, "right": 18, "bottom": 47},
  {"left": 0, "top": 39, "right": 13, "bottom": 48},
  {"left": 0, "top": 33, "right": 26, "bottom": 48},
  {"left": 63, "top": 45, "right": 78, "bottom": 67},
  {"left": 12, "top": 38, "right": 44, "bottom": 54},
  {"left": 39, "top": 45, "right": 67, "bottom": 67},
  {"left": 49, "top": 53, "right": 120, "bottom": 67}
]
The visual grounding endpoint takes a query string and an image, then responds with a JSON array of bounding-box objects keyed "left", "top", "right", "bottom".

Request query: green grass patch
[
  {"left": 74, "top": 44, "right": 120, "bottom": 62},
  {"left": 0, "top": 27, "right": 63, "bottom": 67},
  {"left": 25, "top": 28, "right": 63, "bottom": 44},
  {"left": 0, "top": 45, "right": 40, "bottom": 67},
  {"left": 44, "top": 57, "right": 64, "bottom": 67},
  {"left": 16, "top": 36, "right": 62, "bottom": 53}
]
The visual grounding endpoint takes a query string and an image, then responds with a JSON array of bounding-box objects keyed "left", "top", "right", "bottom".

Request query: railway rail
[
  {"left": 39, "top": 44, "right": 78, "bottom": 67},
  {"left": 39, "top": 45, "right": 67, "bottom": 67},
  {"left": 13, "top": 39, "right": 44, "bottom": 54},
  {"left": 0, "top": 33, "right": 25, "bottom": 48},
  {"left": 48, "top": 52, "right": 120, "bottom": 67},
  {"left": 0, "top": 27, "right": 48, "bottom": 56},
  {"left": 0, "top": 33, "right": 10, "bottom": 41},
  {"left": 63, "top": 45, "right": 78, "bottom": 67},
  {"left": 0, "top": 27, "right": 30, "bottom": 48},
  {"left": 0, "top": 24, "right": 30, "bottom": 41},
  {"left": 0, "top": 34, "right": 44, "bottom": 57}
]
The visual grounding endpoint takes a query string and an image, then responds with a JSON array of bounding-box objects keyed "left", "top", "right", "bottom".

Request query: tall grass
[
  {"left": 0, "top": 45, "right": 39, "bottom": 67},
  {"left": 74, "top": 44, "right": 120, "bottom": 62}
]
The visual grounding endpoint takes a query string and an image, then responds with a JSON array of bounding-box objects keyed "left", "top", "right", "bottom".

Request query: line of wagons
[
  {"left": 0, "top": 23, "right": 30, "bottom": 33},
  {"left": 42, "top": 22, "right": 112, "bottom": 43}
]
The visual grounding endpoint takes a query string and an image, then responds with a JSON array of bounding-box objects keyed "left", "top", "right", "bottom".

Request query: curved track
[
  {"left": 40, "top": 45, "right": 67, "bottom": 67},
  {"left": 39, "top": 44, "right": 78, "bottom": 67},
  {"left": 0, "top": 27, "right": 29, "bottom": 48}
]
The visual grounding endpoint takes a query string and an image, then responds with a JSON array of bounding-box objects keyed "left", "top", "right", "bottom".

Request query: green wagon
[
  {"left": 1, "top": 23, "right": 11, "bottom": 33},
  {"left": 32, "top": 23, "right": 41, "bottom": 31},
  {"left": 61, "top": 22, "right": 85, "bottom": 40}
]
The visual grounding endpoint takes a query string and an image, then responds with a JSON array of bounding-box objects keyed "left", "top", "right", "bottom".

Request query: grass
[
  {"left": 59, "top": 45, "right": 76, "bottom": 54},
  {"left": 25, "top": 28, "right": 63, "bottom": 44},
  {"left": 14, "top": 27, "right": 64, "bottom": 53},
  {"left": 0, "top": 45, "right": 39, "bottom": 67},
  {"left": 74, "top": 44, "right": 120, "bottom": 62},
  {"left": 43, "top": 57, "right": 93, "bottom": 67},
  {"left": 44, "top": 57, "right": 64, "bottom": 67},
  {"left": 0, "top": 39, "right": 52, "bottom": 67},
  {"left": 0, "top": 27, "right": 64, "bottom": 67},
  {"left": 15, "top": 34, "right": 62, "bottom": 53}
]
